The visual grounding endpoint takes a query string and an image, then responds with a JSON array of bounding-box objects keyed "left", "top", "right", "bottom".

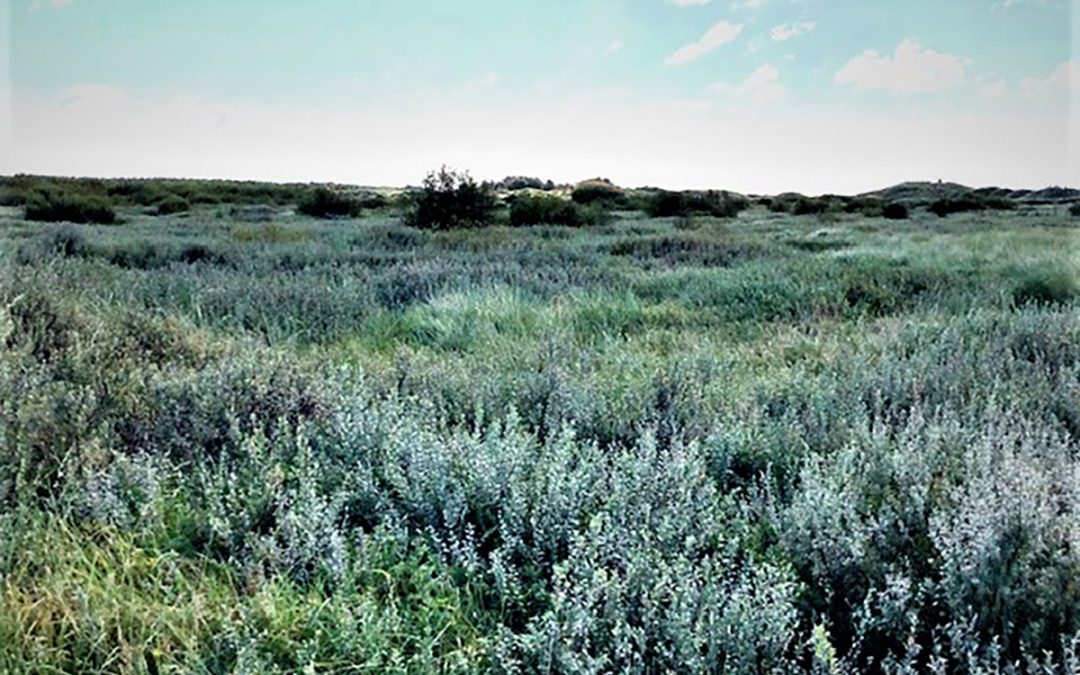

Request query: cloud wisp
[
  {"left": 665, "top": 21, "right": 743, "bottom": 66},
  {"left": 771, "top": 22, "right": 815, "bottom": 42},
  {"left": 711, "top": 63, "right": 788, "bottom": 103}
]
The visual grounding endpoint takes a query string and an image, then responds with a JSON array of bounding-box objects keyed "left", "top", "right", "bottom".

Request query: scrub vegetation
[{"left": 1, "top": 173, "right": 1078, "bottom": 673}]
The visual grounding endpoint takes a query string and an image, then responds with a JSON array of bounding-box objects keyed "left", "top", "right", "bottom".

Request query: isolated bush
[
  {"left": 407, "top": 166, "right": 497, "bottom": 230},
  {"left": 882, "top": 202, "right": 909, "bottom": 220},
  {"left": 571, "top": 179, "right": 625, "bottom": 207},
  {"left": 1069, "top": 202, "right": 1080, "bottom": 217},
  {"left": 297, "top": 187, "right": 362, "bottom": 219},
  {"left": 155, "top": 194, "right": 191, "bottom": 215},
  {"left": 24, "top": 189, "right": 117, "bottom": 224},
  {"left": 509, "top": 193, "right": 598, "bottom": 227}
]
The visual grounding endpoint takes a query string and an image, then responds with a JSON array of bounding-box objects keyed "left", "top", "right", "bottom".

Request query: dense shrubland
[{"left": 0, "top": 179, "right": 1077, "bottom": 672}]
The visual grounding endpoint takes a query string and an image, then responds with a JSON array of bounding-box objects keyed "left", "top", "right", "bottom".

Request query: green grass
[{"left": 1, "top": 196, "right": 1078, "bottom": 672}]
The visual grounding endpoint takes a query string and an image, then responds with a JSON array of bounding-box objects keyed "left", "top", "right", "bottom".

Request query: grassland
[{"left": 0, "top": 182, "right": 1078, "bottom": 673}]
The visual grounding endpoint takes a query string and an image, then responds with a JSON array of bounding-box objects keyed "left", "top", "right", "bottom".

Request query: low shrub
[
  {"left": 406, "top": 166, "right": 497, "bottom": 230},
  {"left": 792, "top": 196, "right": 830, "bottom": 216},
  {"left": 155, "top": 194, "right": 191, "bottom": 215},
  {"left": 297, "top": 188, "right": 362, "bottom": 219},
  {"left": 882, "top": 202, "right": 909, "bottom": 220},
  {"left": 767, "top": 193, "right": 832, "bottom": 216},
  {"left": 493, "top": 176, "right": 556, "bottom": 191},
  {"left": 1069, "top": 202, "right": 1080, "bottom": 217},
  {"left": 571, "top": 179, "right": 625, "bottom": 207},
  {"left": 928, "top": 192, "right": 1013, "bottom": 217},
  {"left": 24, "top": 189, "right": 117, "bottom": 225},
  {"left": 509, "top": 193, "right": 598, "bottom": 227}
]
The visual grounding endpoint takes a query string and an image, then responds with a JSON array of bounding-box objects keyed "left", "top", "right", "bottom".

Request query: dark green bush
[
  {"left": 155, "top": 194, "right": 191, "bottom": 215},
  {"left": 1068, "top": 202, "right": 1080, "bottom": 217},
  {"left": 494, "top": 176, "right": 556, "bottom": 191},
  {"left": 767, "top": 193, "right": 831, "bottom": 216},
  {"left": 645, "top": 190, "right": 749, "bottom": 219},
  {"left": 406, "top": 166, "right": 497, "bottom": 230},
  {"left": 882, "top": 202, "right": 909, "bottom": 220},
  {"left": 928, "top": 193, "right": 1003, "bottom": 217},
  {"left": 792, "top": 196, "right": 830, "bottom": 216},
  {"left": 297, "top": 187, "right": 363, "bottom": 219},
  {"left": 571, "top": 179, "right": 625, "bottom": 207},
  {"left": 509, "top": 193, "right": 598, "bottom": 227},
  {"left": 357, "top": 192, "right": 390, "bottom": 210},
  {"left": 843, "top": 197, "right": 885, "bottom": 217},
  {"left": 24, "top": 189, "right": 117, "bottom": 224}
]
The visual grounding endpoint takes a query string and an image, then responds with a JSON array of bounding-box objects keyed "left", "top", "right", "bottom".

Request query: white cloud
[
  {"left": 27, "top": 0, "right": 72, "bottom": 12},
  {"left": 770, "top": 21, "right": 815, "bottom": 42},
  {"left": 731, "top": 0, "right": 766, "bottom": 9},
  {"left": 670, "top": 0, "right": 711, "bottom": 5},
  {"left": 980, "top": 78, "right": 1009, "bottom": 98},
  {"left": 711, "top": 63, "right": 788, "bottom": 103},
  {"left": 1019, "top": 60, "right": 1079, "bottom": 96},
  {"left": 665, "top": 21, "right": 743, "bottom": 66},
  {"left": 605, "top": 40, "right": 624, "bottom": 56},
  {"left": 834, "top": 40, "right": 969, "bottom": 94}
]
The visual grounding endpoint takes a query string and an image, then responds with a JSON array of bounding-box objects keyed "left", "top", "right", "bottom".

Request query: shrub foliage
[
  {"left": 571, "top": 179, "right": 625, "bottom": 207},
  {"left": 509, "top": 193, "right": 599, "bottom": 227},
  {"left": 646, "top": 190, "right": 750, "bottom": 218},
  {"left": 24, "top": 188, "right": 117, "bottom": 224},
  {"left": 297, "top": 187, "right": 363, "bottom": 219},
  {"left": 407, "top": 166, "right": 498, "bottom": 230}
]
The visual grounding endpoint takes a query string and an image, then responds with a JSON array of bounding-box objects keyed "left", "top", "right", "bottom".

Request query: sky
[{"left": 0, "top": 0, "right": 1077, "bottom": 193}]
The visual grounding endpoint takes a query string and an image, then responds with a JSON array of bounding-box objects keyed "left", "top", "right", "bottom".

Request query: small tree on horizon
[{"left": 407, "top": 166, "right": 497, "bottom": 230}]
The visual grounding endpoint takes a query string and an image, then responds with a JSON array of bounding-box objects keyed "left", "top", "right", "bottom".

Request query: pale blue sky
[{"left": 2, "top": 0, "right": 1077, "bottom": 192}]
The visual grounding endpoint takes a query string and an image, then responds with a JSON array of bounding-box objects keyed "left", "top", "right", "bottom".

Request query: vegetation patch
[
  {"left": 23, "top": 188, "right": 117, "bottom": 224},
  {"left": 509, "top": 193, "right": 600, "bottom": 227},
  {"left": 297, "top": 187, "right": 363, "bottom": 219},
  {"left": 406, "top": 166, "right": 498, "bottom": 230}
]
